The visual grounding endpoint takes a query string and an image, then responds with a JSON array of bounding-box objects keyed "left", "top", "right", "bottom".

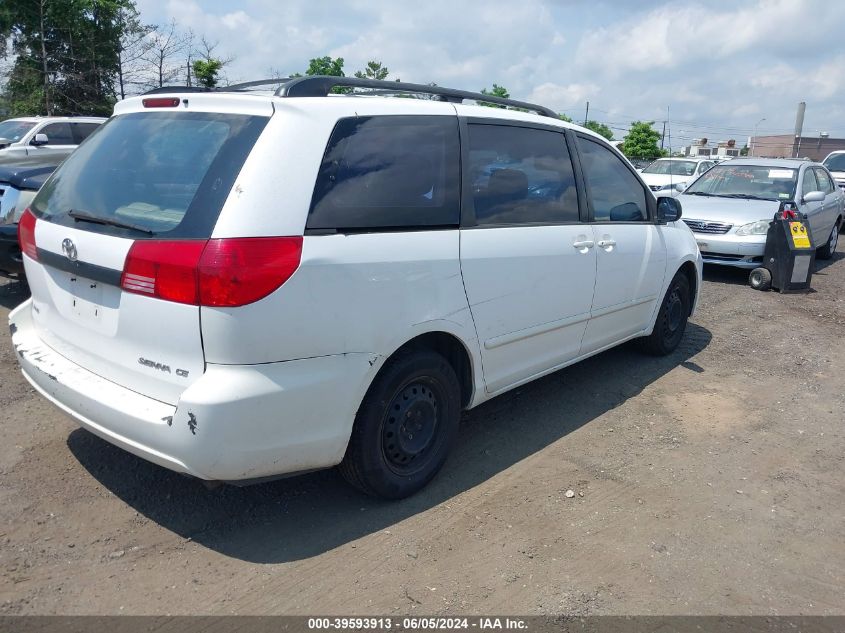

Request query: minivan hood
[{"left": 677, "top": 194, "right": 781, "bottom": 225}]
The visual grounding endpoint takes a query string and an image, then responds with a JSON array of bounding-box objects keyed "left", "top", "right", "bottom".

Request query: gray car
[{"left": 677, "top": 158, "right": 844, "bottom": 269}]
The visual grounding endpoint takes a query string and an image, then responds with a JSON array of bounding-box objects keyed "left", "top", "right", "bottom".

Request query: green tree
[
  {"left": 620, "top": 121, "right": 667, "bottom": 160},
  {"left": 354, "top": 60, "right": 389, "bottom": 81},
  {"left": 192, "top": 58, "right": 222, "bottom": 89},
  {"left": 306, "top": 56, "right": 345, "bottom": 77},
  {"left": 305, "top": 56, "right": 347, "bottom": 93},
  {"left": 1, "top": 0, "right": 137, "bottom": 115},
  {"left": 584, "top": 120, "right": 614, "bottom": 140},
  {"left": 558, "top": 113, "right": 573, "bottom": 123},
  {"left": 479, "top": 83, "right": 509, "bottom": 108}
]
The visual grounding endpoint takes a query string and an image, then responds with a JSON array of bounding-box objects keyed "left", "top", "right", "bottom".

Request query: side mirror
[
  {"left": 674, "top": 182, "right": 688, "bottom": 193},
  {"left": 30, "top": 133, "right": 49, "bottom": 146},
  {"left": 657, "top": 196, "right": 682, "bottom": 223},
  {"left": 802, "top": 190, "right": 825, "bottom": 203}
]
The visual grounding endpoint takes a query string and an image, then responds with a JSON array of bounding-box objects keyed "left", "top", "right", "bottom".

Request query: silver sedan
[{"left": 677, "top": 158, "right": 843, "bottom": 268}]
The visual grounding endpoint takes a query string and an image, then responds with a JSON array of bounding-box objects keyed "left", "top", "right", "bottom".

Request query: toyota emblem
[{"left": 61, "top": 238, "right": 78, "bottom": 262}]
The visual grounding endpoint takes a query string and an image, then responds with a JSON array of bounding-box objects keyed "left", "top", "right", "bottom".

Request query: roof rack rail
[
  {"left": 143, "top": 86, "right": 211, "bottom": 95},
  {"left": 274, "top": 76, "right": 559, "bottom": 118},
  {"left": 223, "top": 78, "right": 293, "bottom": 91}
]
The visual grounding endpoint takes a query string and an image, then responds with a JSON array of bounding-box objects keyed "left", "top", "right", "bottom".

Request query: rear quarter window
[
  {"left": 32, "top": 112, "right": 268, "bottom": 238},
  {"left": 307, "top": 115, "right": 460, "bottom": 231}
]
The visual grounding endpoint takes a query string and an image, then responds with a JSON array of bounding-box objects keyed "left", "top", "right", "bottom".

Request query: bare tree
[
  {"left": 116, "top": 7, "right": 155, "bottom": 99},
  {"left": 142, "top": 20, "right": 188, "bottom": 89}
]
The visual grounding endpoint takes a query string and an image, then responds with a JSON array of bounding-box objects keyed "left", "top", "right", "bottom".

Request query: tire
[
  {"left": 748, "top": 267, "right": 772, "bottom": 291},
  {"left": 816, "top": 220, "right": 840, "bottom": 260},
  {"left": 638, "top": 272, "right": 691, "bottom": 356},
  {"left": 339, "top": 349, "right": 461, "bottom": 499}
]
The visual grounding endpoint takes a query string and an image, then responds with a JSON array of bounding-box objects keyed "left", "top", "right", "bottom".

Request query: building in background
[
  {"left": 684, "top": 138, "right": 741, "bottom": 159},
  {"left": 748, "top": 134, "right": 845, "bottom": 161}
]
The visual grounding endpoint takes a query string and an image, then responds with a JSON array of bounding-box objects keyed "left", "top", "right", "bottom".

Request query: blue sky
[{"left": 134, "top": 0, "right": 845, "bottom": 147}]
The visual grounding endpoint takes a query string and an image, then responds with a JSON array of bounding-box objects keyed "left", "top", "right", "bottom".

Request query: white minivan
[{"left": 10, "top": 77, "right": 702, "bottom": 499}]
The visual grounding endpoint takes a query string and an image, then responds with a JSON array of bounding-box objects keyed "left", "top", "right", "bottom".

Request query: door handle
[
  {"left": 572, "top": 239, "right": 595, "bottom": 250},
  {"left": 597, "top": 239, "right": 617, "bottom": 248}
]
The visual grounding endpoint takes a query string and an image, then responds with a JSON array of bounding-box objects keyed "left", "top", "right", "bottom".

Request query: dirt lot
[{"left": 1, "top": 251, "right": 844, "bottom": 616}]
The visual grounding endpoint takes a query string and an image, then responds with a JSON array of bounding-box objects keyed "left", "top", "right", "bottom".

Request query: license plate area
[
  {"left": 68, "top": 274, "right": 104, "bottom": 321},
  {"left": 696, "top": 241, "right": 708, "bottom": 251}
]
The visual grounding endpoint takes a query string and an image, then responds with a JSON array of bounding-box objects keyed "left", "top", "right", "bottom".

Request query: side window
[
  {"left": 308, "top": 115, "right": 460, "bottom": 231},
  {"left": 802, "top": 168, "right": 819, "bottom": 195},
  {"left": 813, "top": 168, "right": 834, "bottom": 194},
  {"left": 578, "top": 136, "right": 648, "bottom": 222},
  {"left": 467, "top": 124, "right": 579, "bottom": 225},
  {"left": 39, "top": 123, "right": 74, "bottom": 145},
  {"left": 700, "top": 161, "right": 714, "bottom": 173},
  {"left": 72, "top": 122, "right": 101, "bottom": 143}
]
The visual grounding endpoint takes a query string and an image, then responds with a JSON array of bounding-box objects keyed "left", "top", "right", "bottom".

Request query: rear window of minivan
[{"left": 31, "top": 112, "right": 268, "bottom": 238}]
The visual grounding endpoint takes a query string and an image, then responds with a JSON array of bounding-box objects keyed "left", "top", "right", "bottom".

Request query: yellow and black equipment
[{"left": 749, "top": 202, "right": 815, "bottom": 292}]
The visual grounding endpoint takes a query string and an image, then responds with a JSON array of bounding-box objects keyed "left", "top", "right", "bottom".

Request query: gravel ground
[{"left": 1, "top": 248, "right": 844, "bottom": 615}]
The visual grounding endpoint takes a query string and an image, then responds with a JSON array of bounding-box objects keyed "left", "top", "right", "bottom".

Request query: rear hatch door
[{"left": 23, "top": 97, "right": 270, "bottom": 404}]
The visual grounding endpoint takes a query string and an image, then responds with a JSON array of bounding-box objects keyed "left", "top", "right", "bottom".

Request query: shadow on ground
[{"left": 68, "top": 323, "right": 712, "bottom": 564}]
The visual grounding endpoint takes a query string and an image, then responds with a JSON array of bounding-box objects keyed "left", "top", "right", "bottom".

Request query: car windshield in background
[
  {"left": 0, "top": 120, "right": 36, "bottom": 142},
  {"left": 684, "top": 164, "right": 798, "bottom": 200},
  {"left": 31, "top": 112, "right": 268, "bottom": 238},
  {"left": 823, "top": 154, "right": 845, "bottom": 172},
  {"left": 642, "top": 160, "right": 697, "bottom": 176}
]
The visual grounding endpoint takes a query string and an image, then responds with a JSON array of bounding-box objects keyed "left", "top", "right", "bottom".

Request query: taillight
[
  {"left": 198, "top": 237, "right": 303, "bottom": 307},
  {"left": 120, "top": 237, "right": 303, "bottom": 307},
  {"left": 18, "top": 208, "right": 38, "bottom": 261},
  {"left": 121, "top": 240, "right": 206, "bottom": 304}
]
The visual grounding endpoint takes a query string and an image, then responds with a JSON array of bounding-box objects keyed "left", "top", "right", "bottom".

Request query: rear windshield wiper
[{"left": 68, "top": 209, "right": 154, "bottom": 235}]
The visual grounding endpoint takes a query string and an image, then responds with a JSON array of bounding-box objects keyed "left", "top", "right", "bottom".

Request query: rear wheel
[
  {"left": 748, "top": 267, "right": 772, "bottom": 291},
  {"left": 817, "top": 221, "right": 840, "bottom": 260},
  {"left": 638, "top": 272, "right": 690, "bottom": 356},
  {"left": 339, "top": 349, "right": 460, "bottom": 499}
]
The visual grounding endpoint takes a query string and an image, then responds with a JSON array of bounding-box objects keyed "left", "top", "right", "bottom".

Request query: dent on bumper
[{"left": 9, "top": 300, "right": 373, "bottom": 481}]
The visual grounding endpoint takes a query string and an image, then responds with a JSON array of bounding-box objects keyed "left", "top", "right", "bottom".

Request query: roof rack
[
  {"left": 141, "top": 76, "right": 559, "bottom": 118},
  {"left": 275, "top": 76, "right": 558, "bottom": 118},
  {"left": 143, "top": 86, "right": 211, "bottom": 95}
]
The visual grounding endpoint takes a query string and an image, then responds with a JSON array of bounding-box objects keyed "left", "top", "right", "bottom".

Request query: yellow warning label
[{"left": 789, "top": 222, "right": 811, "bottom": 249}]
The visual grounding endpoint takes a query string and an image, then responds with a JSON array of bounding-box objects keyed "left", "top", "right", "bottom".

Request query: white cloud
[
  {"left": 575, "top": 0, "right": 837, "bottom": 76},
  {"left": 129, "top": 0, "right": 845, "bottom": 139},
  {"left": 527, "top": 82, "right": 599, "bottom": 112}
]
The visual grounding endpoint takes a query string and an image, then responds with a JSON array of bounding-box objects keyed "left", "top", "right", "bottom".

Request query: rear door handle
[
  {"left": 597, "top": 239, "right": 617, "bottom": 248},
  {"left": 572, "top": 239, "right": 595, "bottom": 250}
]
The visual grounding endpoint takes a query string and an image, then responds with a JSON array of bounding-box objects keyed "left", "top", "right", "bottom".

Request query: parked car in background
[
  {"left": 677, "top": 158, "right": 843, "bottom": 273},
  {"left": 821, "top": 150, "right": 845, "bottom": 192},
  {"left": 9, "top": 77, "right": 701, "bottom": 499},
  {"left": 0, "top": 154, "right": 65, "bottom": 276},
  {"left": 639, "top": 157, "right": 715, "bottom": 195},
  {"left": 0, "top": 116, "right": 105, "bottom": 159}
]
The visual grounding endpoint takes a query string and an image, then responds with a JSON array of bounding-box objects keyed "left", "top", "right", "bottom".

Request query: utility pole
[
  {"left": 584, "top": 101, "right": 589, "bottom": 126},
  {"left": 660, "top": 121, "right": 666, "bottom": 150}
]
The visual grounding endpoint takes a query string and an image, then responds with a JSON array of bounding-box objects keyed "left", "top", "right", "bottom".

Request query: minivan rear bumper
[{"left": 10, "top": 300, "right": 372, "bottom": 481}]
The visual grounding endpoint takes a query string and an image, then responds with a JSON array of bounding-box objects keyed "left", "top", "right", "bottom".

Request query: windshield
[
  {"left": 0, "top": 120, "right": 36, "bottom": 143},
  {"left": 823, "top": 154, "right": 845, "bottom": 172},
  {"left": 685, "top": 164, "right": 798, "bottom": 200},
  {"left": 642, "top": 160, "right": 697, "bottom": 176},
  {"left": 32, "top": 111, "right": 268, "bottom": 238}
]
